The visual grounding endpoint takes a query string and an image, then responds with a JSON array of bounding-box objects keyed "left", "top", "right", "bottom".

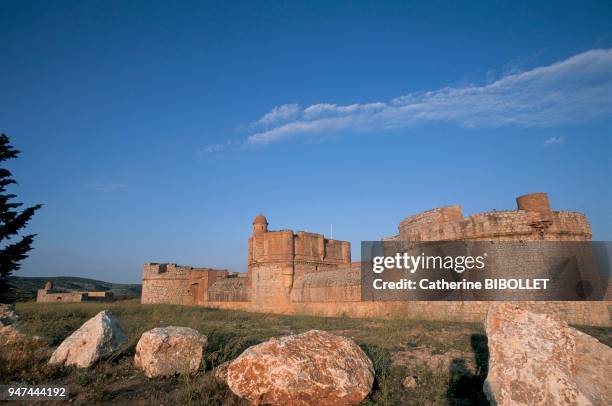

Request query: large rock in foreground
[
  {"left": 223, "top": 329, "right": 374, "bottom": 406},
  {"left": 134, "top": 326, "right": 206, "bottom": 378},
  {"left": 49, "top": 310, "right": 127, "bottom": 368},
  {"left": 484, "top": 303, "right": 612, "bottom": 405}
]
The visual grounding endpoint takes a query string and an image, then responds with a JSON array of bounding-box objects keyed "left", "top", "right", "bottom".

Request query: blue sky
[{"left": 1, "top": 1, "right": 611, "bottom": 283}]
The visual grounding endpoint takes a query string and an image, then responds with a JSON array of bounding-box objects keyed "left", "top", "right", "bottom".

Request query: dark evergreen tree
[{"left": 0, "top": 134, "right": 41, "bottom": 303}]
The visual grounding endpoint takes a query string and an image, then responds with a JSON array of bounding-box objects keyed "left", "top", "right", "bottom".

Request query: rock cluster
[
  {"left": 42, "top": 301, "right": 612, "bottom": 406},
  {"left": 220, "top": 329, "right": 374, "bottom": 406},
  {"left": 48, "top": 310, "right": 127, "bottom": 368},
  {"left": 46, "top": 313, "right": 207, "bottom": 378},
  {"left": 134, "top": 326, "right": 206, "bottom": 378},
  {"left": 0, "top": 303, "right": 24, "bottom": 345},
  {"left": 484, "top": 303, "right": 612, "bottom": 405}
]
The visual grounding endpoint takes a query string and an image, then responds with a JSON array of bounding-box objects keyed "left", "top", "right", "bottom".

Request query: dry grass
[{"left": 1, "top": 300, "right": 608, "bottom": 405}]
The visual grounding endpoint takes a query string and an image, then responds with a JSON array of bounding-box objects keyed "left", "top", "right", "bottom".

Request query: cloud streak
[
  {"left": 247, "top": 49, "right": 612, "bottom": 145},
  {"left": 544, "top": 136, "right": 566, "bottom": 146}
]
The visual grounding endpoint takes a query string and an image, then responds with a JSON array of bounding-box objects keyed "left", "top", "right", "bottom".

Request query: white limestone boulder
[
  {"left": 222, "top": 329, "right": 374, "bottom": 406},
  {"left": 48, "top": 310, "right": 127, "bottom": 368},
  {"left": 134, "top": 326, "right": 206, "bottom": 378},
  {"left": 484, "top": 303, "right": 612, "bottom": 405}
]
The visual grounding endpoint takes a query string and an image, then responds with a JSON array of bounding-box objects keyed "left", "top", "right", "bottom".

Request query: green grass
[{"left": 2, "top": 300, "right": 609, "bottom": 405}]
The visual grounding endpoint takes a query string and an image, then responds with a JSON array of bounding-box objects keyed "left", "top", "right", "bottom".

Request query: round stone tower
[
  {"left": 516, "top": 192, "right": 553, "bottom": 223},
  {"left": 252, "top": 214, "right": 269, "bottom": 236}
]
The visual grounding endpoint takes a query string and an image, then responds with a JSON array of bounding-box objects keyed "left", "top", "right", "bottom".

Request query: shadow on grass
[
  {"left": 360, "top": 344, "right": 393, "bottom": 378},
  {"left": 202, "top": 331, "right": 264, "bottom": 370},
  {"left": 446, "top": 333, "right": 490, "bottom": 405}
]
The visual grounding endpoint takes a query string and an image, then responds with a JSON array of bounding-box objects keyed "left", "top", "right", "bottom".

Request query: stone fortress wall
[
  {"left": 394, "top": 193, "right": 591, "bottom": 242},
  {"left": 36, "top": 281, "right": 114, "bottom": 303},
  {"left": 247, "top": 214, "right": 351, "bottom": 311},
  {"left": 141, "top": 263, "right": 242, "bottom": 305},
  {"left": 141, "top": 193, "right": 611, "bottom": 326}
]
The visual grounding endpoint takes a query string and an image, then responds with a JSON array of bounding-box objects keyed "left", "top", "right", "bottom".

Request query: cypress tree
[{"left": 0, "top": 134, "right": 42, "bottom": 303}]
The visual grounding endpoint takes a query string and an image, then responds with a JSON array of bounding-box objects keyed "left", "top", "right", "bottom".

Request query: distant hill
[{"left": 7, "top": 276, "right": 141, "bottom": 301}]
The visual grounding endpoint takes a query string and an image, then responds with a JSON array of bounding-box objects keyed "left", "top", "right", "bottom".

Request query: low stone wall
[
  {"left": 294, "top": 301, "right": 611, "bottom": 326},
  {"left": 37, "top": 290, "right": 84, "bottom": 303},
  {"left": 198, "top": 300, "right": 611, "bottom": 327},
  {"left": 36, "top": 290, "right": 113, "bottom": 303}
]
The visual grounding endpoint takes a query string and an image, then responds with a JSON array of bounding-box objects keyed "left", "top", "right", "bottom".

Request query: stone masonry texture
[{"left": 141, "top": 193, "right": 610, "bottom": 326}]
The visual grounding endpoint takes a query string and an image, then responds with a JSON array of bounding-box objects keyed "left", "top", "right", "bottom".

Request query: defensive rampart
[
  {"left": 141, "top": 263, "right": 233, "bottom": 305},
  {"left": 396, "top": 193, "right": 591, "bottom": 241},
  {"left": 141, "top": 193, "right": 611, "bottom": 326}
]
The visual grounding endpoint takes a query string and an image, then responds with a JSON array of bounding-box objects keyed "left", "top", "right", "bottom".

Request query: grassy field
[{"left": 2, "top": 300, "right": 610, "bottom": 405}]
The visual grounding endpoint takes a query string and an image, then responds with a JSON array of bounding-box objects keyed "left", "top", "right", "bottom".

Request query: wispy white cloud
[
  {"left": 256, "top": 103, "right": 300, "bottom": 126},
  {"left": 247, "top": 49, "right": 612, "bottom": 145},
  {"left": 544, "top": 136, "right": 566, "bottom": 146},
  {"left": 197, "top": 140, "right": 242, "bottom": 158},
  {"left": 198, "top": 143, "right": 226, "bottom": 155}
]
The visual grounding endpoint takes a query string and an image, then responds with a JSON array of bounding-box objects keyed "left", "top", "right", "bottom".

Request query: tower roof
[{"left": 253, "top": 214, "right": 268, "bottom": 224}]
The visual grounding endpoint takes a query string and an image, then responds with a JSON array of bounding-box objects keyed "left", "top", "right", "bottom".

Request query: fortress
[
  {"left": 37, "top": 281, "right": 114, "bottom": 303},
  {"left": 141, "top": 193, "right": 610, "bottom": 326},
  {"left": 390, "top": 193, "right": 591, "bottom": 242}
]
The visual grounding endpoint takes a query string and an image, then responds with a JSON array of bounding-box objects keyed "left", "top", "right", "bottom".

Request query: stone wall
[
  {"left": 196, "top": 298, "right": 610, "bottom": 327},
  {"left": 36, "top": 289, "right": 113, "bottom": 303},
  {"left": 141, "top": 263, "right": 236, "bottom": 305},
  {"left": 141, "top": 263, "right": 191, "bottom": 305},
  {"left": 140, "top": 194, "right": 610, "bottom": 326},
  {"left": 397, "top": 193, "right": 591, "bottom": 242},
  {"left": 289, "top": 300, "right": 611, "bottom": 327},
  {"left": 286, "top": 262, "right": 609, "bottom": 325},
  {"left": 246, "top": 215, "right": 352, "bottom": 310},
  {"left": 290, "top": 263, "right": 361, "bottom": 303},
  {"left": 37, "top": 290, "right": 84, "bottom": 303},
  {"left": 208, "top": 277, "right": 249, "bottom": 302}
]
